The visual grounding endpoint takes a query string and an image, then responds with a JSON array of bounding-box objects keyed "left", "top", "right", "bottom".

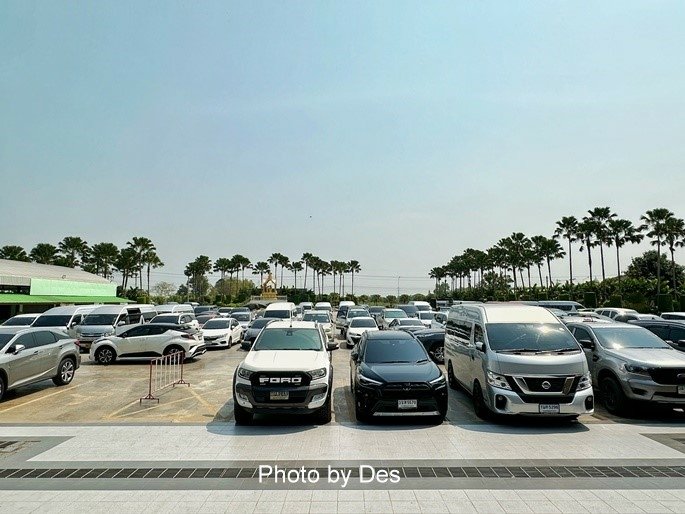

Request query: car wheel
[
  {"left": 234, "top": 402, "right": 253, "bottom": 425},
  {"left": 314, "top": 394, "right": 332, "bottom": 424},
  {"left": 601, "top": 376, "right": 629, "bottom": 415},
  {"left": 95, "top": 347, "right": 116, "bottom": 365},
  {"left": 0, "top": 374, "right": 5, "bottom": 401},
  {"left": 472, "top": 381, "right": 491, "bottom": 420},
  {"left": 163, "top": 345, "right": 184, "bottom": 357},
  {"left": 52, "top": 358, "right": 76, "bottom": 386},
  {"left": 429, "top": 344, "right": 445, "bottom": 364},
  {"left": 227, "top": 337, "right": 232, "bottom": 349},
  {"left": 447, "top": 361, "right": 459, "bottom": 390},
  {"left": 354, "top": 393, "right": 369, "bottom": 422}
]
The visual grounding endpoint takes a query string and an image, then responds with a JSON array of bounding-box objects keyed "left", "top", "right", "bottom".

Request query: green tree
[
  {"left": 115, "top": 247, "right": 138, "bottom": 289},
  {"left": 29, "top": 243, "right": 58, "bottom": 264},
  {"left": 290, "top": 261, "right": 303, "bottom": 289},
  {"left": 606, "top": 218, "right": 644, "bottom": 289},
  {"left": 268, "top": 253, "right": 285, "bottom": 287},
  {"left": 554, "top": 216, "right": 579, "bottom": 288},
  {"left": 90, "top": 242, "right": 119, "bottom": 278},
  {"left": 577, "top": 218, "right": 597, "bottom": 284},
  {"left": 663, "top": 216, "right": 685, "bottom": 294},
  {"left": 587, "top": 207, "right": 616, "bottom": 282},
  {"left": 58, "top": 236, "right": 89, "bottom": 268},
  {"left": 213, "top": 258, "right": 233, "bottom": 281},
  {"left": 301, "top": 252, "right": 314, "bottom": 290},
  {"left": 126, "top": 237, "right": 155, "bottom": 289},
  {"left": 252, "top": 261, "right": 270, "bottom": 286},
  {"left": 0, "top": 245, "right": 30, "bottom": 262},
  {"left": 626, "top": 250, "right": 684, "bottom": 288},
  {"left": 641, "top": 208, "right": 675, "bottom": 295}
]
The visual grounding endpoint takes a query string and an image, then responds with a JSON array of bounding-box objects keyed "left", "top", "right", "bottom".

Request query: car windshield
[
  {"left": 418, "top": 312, "right": 433, "bottom": 320},
  {"left": 415, "top": 305, "right": 431, "bottom": 311},
  {"left": 594, "top": 327, "right": 671, "bottom": 349},
  {"left": 253, "top": 328, "right": 323, "bottom": 351},
  {"left": 364, "top": 338, "right": 428, "bottom": 363},
  {"left": 2, "top": 317, "right": 34, "bottom": 326},
  {"left": 400, "top": 319, "right": 423, "bottom": 326},
  {"left": 32, "top": 315, "right": 72, "bottom": 327},
  {"left": 350, "top": 318, "right": 376, "bottom": 328},
  {"left": 204, "top": 319, "right": 231, "bottom": 329},
  {"left": 82, "top": 314, "right": 118, "bottom": 326},
  {"left": 233, "top": 313, "right": 250, "bottom": 321},
  {"left": 384, "top": 310, "right": 407, "bottom": 319},
  {"left": 0, "top": 333, "right": 16, "bottom": 347},
  {"left": 264, "top": 310, "right": 290, "bottom": 319},
  {"left": 486, "top": 323, "right": 580, "bottom": 352},
  {"left": 347, "top": 311, "right": 367, "bottom": 319},
  {"left": 249, "top": 319, "right": 271, "bottom": 329},
  {"left": 303, "top": 313, "right": 330, "bottom": 323},
  {"left": 152, "top": 315, "right": 178, "bottom": 324}
]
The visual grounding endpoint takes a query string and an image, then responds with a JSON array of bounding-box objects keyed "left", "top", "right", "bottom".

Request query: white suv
[{"left": 233, "top": 321, "right": 338, "bottom": 424}]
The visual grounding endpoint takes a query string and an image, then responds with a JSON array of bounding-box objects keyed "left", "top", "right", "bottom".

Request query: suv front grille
[
  {"left": 250, "top": 371, "right": 311, "bottom": 387},
  {"left": 649, "top": 368, "right": 685, "bottom": 385},
  {"left": 381, "top": 383, "right": 432, "bottom": 399}
]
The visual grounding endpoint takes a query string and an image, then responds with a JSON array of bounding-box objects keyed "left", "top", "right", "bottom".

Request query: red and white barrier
[{"left": 140, "top": 351, "right": 190, "bottom": 403}]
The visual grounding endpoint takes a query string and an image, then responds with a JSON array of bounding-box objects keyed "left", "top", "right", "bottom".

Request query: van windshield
[
  {"left": 33, "top": 315, "right": 72, "bottom": 327},
  {"left": 82, "top": 314, "right": 118, "bottom": 326},
  {"left": 486, "top": 323, "right": 580, "bottom": 353},
  {"left": 264, "top": 310, "right": 290, "bottom": 319}
]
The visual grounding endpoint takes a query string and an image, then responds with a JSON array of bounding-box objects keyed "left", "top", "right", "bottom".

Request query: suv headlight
[
  {"left": 307, "top": 367, "right": 327, "bottom": 380},
  {"left": 237, "top": 367, "right": 253, "bottom": 380},
  {"left": 357, "top": 372, "right": 382, "bottom": 386},
  {"left": 486, "top": 370, "right": 512, "bottom": 390},
  {"left": 622, "top": 364, "right": 650, "bottom": 375},
  {"left": 429, "top": 375, "right": 446, "bottom": 386},
  {"left": 577, "top": 371, "right": 592, "bottom": 390}
]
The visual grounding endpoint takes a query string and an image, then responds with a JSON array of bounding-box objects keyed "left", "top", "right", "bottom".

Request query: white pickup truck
[{"left": 233, "top": 320, "right": 338, "bottom": 424}]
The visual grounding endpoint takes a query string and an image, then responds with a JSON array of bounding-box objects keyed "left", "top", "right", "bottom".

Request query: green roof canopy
[{"left": 0, "top": 294, "right": 131, "bottom": 305}]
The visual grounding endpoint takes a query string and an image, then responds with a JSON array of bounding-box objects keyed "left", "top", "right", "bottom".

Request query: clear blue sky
[{"left": 1, "top": 1, "right": 684, "bottom": 294}]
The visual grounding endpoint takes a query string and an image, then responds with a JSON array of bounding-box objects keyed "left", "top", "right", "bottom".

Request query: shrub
[
  {"left": 583, "top": 292, "right": 597, "bottom": 309},
  {"left": 658, "top": 294, "right": 674, "bottom": 314},
  {"left": 606, "top": 295, "right": 623, "bottom": 308}
]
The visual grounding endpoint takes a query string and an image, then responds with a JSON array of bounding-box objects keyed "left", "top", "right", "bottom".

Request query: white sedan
[
  {"left": 302, "top": 310, "right": 334, "bottom": 341},
  {"left": 201, "top": 318, "right": 243, "bottom": 348},
  {"left": 346, "top": 317, "right": 378, "bottom": 347}
]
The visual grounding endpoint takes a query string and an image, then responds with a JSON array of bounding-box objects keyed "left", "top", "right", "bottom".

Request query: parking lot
[{"left": 2, "top": 329, "right": 685, "bottom": 426}]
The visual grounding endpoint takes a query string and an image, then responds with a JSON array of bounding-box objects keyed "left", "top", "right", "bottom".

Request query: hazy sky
[{"left": 2, "top": 1, "right": 684, "bottom": 294}]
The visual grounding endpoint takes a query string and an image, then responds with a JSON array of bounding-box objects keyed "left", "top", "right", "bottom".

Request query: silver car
[
  {"left": 567, "top": 321, "right": 685, "bottom": 415},
  {"left": 0, "top": 328, "right": 80, "bottom": 401}
]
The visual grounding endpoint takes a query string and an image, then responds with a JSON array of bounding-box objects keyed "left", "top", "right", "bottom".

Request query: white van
[
  {"left": 445, "top": 304, "right": 593, "bottom": 420},
  {"left": 32, "top": 305, "right": 98, "bottom": 336},
  {"left": 263, "top": 302, "right": 297, "bottom": 321},
  {"left": 74, "top": 304, "right": 158, "bottom": 351},
  {"left": 409, "top": 300, "right": 432, "bottom": 312},
  {"left": 339, "top": 300, "right": 355, "bottom": 309},
  {"left": 314, "top": 301, "right": 332, "bottom": 312},
  {"left": 155, "top": 303, "right": 194, "bottom": 315}
]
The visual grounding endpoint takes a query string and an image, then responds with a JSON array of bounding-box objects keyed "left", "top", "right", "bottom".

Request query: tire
[
  {"left": 0, "top": 374, "right": 5, "bottom": 402},
  {"left": 354, "top": 393, "right": 370, "bottom": 422},
  {"left": 234, "top": 402, "right": 253, "bottom": 425},
  {"left": 601, "top": 376, "right": 629, "bottom": 415},
  {"left": 227, "top": 337, "right": 232, "bottom": 349},
  {"left": 314, "top": 394, "right": 332, "bottom": 424},
  {"left": 95, "top": 346, "right": 116, "bottom": 365},
  {"left": 164, "top": 345, "right": 184, "bottom": 357},
  {"left": 52, "top": 358, "right": 76, "bottom": 386},
  {"left": 472, "top": 381, "right": 491, "bottom": 420},
  {"left": 429, "top": 344, "right": 445, "bottom": 364},
  {"left": 447, "top": 361, "right": 459, "bottom": 390}
]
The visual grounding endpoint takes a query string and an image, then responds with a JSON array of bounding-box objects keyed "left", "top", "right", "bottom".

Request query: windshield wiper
[
  {"left": 547, "top": 348, "right": 580, "bottom": 353},
  {"left": 416, "top": 358, "right": 429, "bottom": 363},
  {"left": 381, "top": 360, "right": 412, "bottom": 364},
  {"left": 497, "top": 348, "right": 541, "bottom": 354}
]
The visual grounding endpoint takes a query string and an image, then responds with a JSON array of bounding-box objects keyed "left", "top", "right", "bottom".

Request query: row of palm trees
[
  {"left": 183, "top": 253, "right": 362, "bottom": 298},
  {"left": 430, "top": 207, "right": 685, "bottom": 296},
  {"left": 0, "top": 237, "right": 164, "bottom": 296}
]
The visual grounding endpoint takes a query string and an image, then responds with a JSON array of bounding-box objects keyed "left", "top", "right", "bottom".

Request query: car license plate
[
  {"left": 678, "top": 386, "right": 685, "bottom": 395},
  {"left": 539, "top": 404, "right": 560, "bottom": 414},
  {"left": 398, "top": 399, "right": 417, "bottom": 410},
  {"left": 270, "top": 391, "right": 289, "bottom": 401}
]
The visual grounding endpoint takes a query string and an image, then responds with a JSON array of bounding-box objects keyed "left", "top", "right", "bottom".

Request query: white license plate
[
  {"left": 539, "top": 404, "right": 560, "bottom": 414},
  {"left": 678, "top": 386, "right": 685, "bottom": 395},
  {"left": 270, "top": 391, "right": 289, "bottom": 401},
  {"left": 398, "top": 399, "right": 417, "bottom": 410}
]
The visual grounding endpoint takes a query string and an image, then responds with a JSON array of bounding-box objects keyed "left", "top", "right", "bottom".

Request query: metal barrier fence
[{"left": 140, "top": 351, "right": 190, "bottom": 403}]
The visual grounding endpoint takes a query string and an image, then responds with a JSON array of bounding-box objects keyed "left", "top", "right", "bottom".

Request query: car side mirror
[
  {"left": 69, "top": 321, "right": 78, "bottom": 328},
  {"left": 677, "top": 339, "right": 685, "bottom": 347},
  {"left": 117, "top": 320, "right": 126, "bottom": 326},
  {"left": 351, "top": 351, "right": 358, "bottom": 362},
  {"left": 327, "top": 342, "right": 339, "bottom": 351},
  {"left": 475, "top": 341, "right": 485, "bottom": 352},
  {"left": 579, "top": 339, "right": 595, "bottom": 350},
  {"left": 9, "top": 344, "right": 25, "bottom": 355}
]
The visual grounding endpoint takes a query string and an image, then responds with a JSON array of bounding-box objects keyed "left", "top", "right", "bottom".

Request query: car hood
[
  {"left": 606, "top": 347, "right": 685, "bottom": 366},
  {"left": 348, "top": 327, "right": 378, "bottom": 336},
  {"left": 243, "top": 350, "right": 327, "bottom": 371},
  {"left": 491, "top": 351, "right": 588, "bottom": 375},
  {"left": 361, "top": 361, "right": 440, "bottom": 383},
  {"left": 202, "top": 328, "right": 229, "bottom": 336}
]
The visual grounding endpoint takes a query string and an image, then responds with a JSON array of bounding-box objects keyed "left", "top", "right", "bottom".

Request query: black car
[
  {"left": 350, "top": 331, "right": 447, "bottom": 422},
  {"left": 396, "top": 304, "right": 419, "bottom": 318},
  {"left": 629, "top": 320, "right": 685, "bottom": 350},
  {"left": 412, "top": 329, "right": 445, "bottom": 363}
]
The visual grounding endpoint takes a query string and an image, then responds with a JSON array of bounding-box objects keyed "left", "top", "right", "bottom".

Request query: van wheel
[
  {"left": 601, "top": 376, "right": 629, "bottom": 415},
  {"left": 95, "top": 347, "right": 116, "bottom": 365},
  {"left": 447, "top": 362, "right": 459, "bottom": 390},
  {"left": 53, "top": 358, "right": 76, "bottom": 386},
  {"left": 472, "top": 382, "right": 491, "bottom": 420}
]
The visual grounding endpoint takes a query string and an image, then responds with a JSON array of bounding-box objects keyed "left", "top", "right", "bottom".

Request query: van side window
[
  {"left": 473, "top": 324, "right": 484, "bottom": 343},
  {"left": 128, "top": 310, "right": 142, "bottom": 324}
]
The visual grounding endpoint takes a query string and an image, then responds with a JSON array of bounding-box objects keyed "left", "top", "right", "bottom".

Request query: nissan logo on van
[
  {"left": 541, "top": 381, "right": 552, "bottom": 390},
  {"left": 259, "top": 376, "right": 302, "bottom": 385}
]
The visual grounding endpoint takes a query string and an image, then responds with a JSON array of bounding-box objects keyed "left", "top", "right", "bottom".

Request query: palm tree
[
  {"left": 664, "top": 216, "right": 685, "bottom": 294},
  {"left": 186, "top": 255, "right": 212, "bottom": 298},
  {"left": 530, "top": 236, "right": 548, "bottom": 288},
  {"left": 115, "top": 247, "right": 138, "bottom": 290},
  {"left": 126, "top": 237, "right": 155, "bottom": 289},
  {"left": 232, "top": 254, "right": 251, "bottom": 281},
  {"left": 347, "top": 260, "right": 362, "bottom": 296},
  {"left": 29, "top": 243, "right": 58, "bottom": 264},
  {"left": 429, "top": 266, "right": 445, "bottom": 294},
  {"left": 213, "top": 258, "right": 233, "bottom": 281},
  {"left": 301, "top": 252, "right": 313, "bottom": 290},
  {"left": 641, "top": 208, "right": 675, "bottom": 295},
  {"left": 268, "top": 253, "right": 284, "bottom": 287},
  {"left": 0, "top": 245, "right": 30, "bottom": 262},
  {"left": 319, "top": 260, "right": 331, "bottom": 296},
  {"left": 58, "top": 236, "right": 90, "bottom": 268},
  {"left": 538, "top": 237, "right": 565, "bottom": 288},
  {"left": 587, "top": 207, "right": 616, "bottom": 282},
  {"left": 89, "top": 243, "right": 119, "bottom": 278},
  {"left": 277, "top": 254, "right": 290, "bottom": 288},
  {"left": 291, "top": 261, "right": 303, "bottom": 289},
  {"left": 252, "top": 261, "right": 270, "bottom": 286},
  {"left": 143, "top": 252, "right": 163, "bottom": 298},
  {"left": 554, "top": 216, "right": 579, "bottom": 288},
  {"left": 577, "top": 218, "right": 597, "bottom": 284},
  {"left": 606, "top": 218, "right": 644, "bottom": 289}
]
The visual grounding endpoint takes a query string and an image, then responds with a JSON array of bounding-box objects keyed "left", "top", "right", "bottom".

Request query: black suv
[
  {"left": 629, "top": 320, "right": 685, "bottom": 351},
  {"left": 350, "top": 331, "right": 447, "bottom": 423}
]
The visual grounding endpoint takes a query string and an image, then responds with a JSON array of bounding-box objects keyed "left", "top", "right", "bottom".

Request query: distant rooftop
[{"left": 0, "top": 259, "right": 111, "bottom": 287}]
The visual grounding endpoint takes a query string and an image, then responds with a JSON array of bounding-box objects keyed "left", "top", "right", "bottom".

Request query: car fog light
[
  {"left": 585, "top": 396, "right": 594, "bottom": 410},
  {"left": 495, "top": 395, "right": 507, "bottom": 410},
  {"left": 311, "top": 393, "right": 327, "bottom": 403},
  {"left": 238, "top": 393, "right": 249, "bottom": 402}
]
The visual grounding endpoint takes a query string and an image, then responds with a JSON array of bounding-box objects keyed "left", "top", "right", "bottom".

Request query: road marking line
[
  {"left": 108, "top": 396, "right": 198, "bottom": 419},
  {"left": 187, "top": 387, "right": 215, "bottom": 410},
  {"left": 0, "top": 380, "right": 96, "bottom": 414}
]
